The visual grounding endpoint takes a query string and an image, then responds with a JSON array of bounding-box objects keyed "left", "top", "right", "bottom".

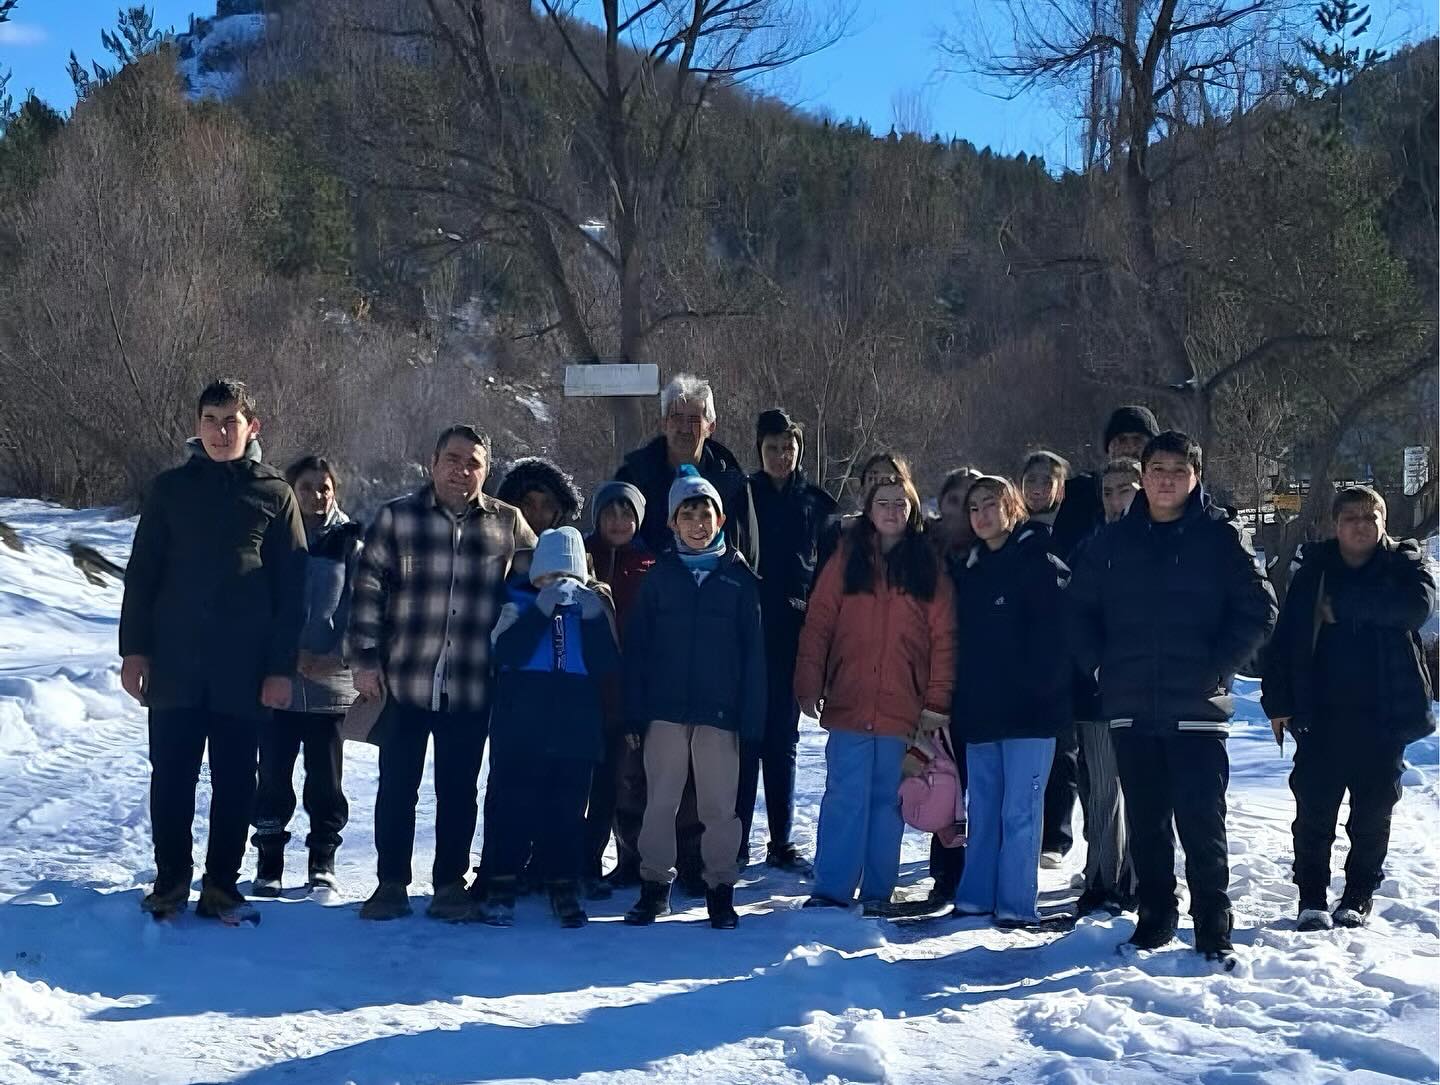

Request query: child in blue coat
[{"left": 475, "top": 527, "right": 620, "bottom": 928}]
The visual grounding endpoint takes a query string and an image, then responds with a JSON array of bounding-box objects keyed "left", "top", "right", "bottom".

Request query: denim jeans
[
  {"left": 956, "top": 737, "right": 1055, "bottom": 921},
  {"left": 812, "top": 730, "right": 907, "bottom": 904}
]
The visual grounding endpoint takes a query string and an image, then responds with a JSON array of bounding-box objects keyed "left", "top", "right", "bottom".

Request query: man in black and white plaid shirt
[{"left": 349, "top": 424, "right": 537, "bottom": 921}]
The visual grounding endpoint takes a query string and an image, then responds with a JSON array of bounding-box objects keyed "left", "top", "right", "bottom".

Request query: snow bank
[{"left": 0, "top": 498, "right": 1435, "bottom": 1084}]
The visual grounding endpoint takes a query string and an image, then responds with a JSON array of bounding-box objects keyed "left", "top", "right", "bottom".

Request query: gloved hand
[
  {"left": 536, "top": 580, "right": 578, "bottom": 616},
  {"left": 576, "top": 586, "right": 606, "bottom": 620},
  {"left": 916, "top": 709, "right": 950, "bottom": 735}
]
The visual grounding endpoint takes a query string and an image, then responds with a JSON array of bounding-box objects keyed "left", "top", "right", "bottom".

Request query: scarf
[{"left": 674, "top": 532, "right": 727, "bottom": 575}]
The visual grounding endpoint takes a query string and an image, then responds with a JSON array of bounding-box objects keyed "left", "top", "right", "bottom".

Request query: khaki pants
[{"left": 638, "top": 721, "right": 741, "bottom": 888}]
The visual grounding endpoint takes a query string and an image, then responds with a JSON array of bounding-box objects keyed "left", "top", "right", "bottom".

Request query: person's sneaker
[
  {"left": 624, "top": 880, "right": 672, "bottom": 925},
  {"left": 426, "top": 880, "right": 473, "bottom": 922},
  {"left": 1126, "top": 909, "right": 1178, "bottom": 951},
  {"left": 765, "top": 843, "right": 814, "bottom": 877},
  {"left": 706, "top": 884, "right": 739, "bottom": 929},
  {"left": 1074, "top": 887, "right": 1110, "bottom": 916},
  {"left": 549, "top": 881, "right": 588, "bottom": 929},
  {"left": 252, "top": 839, "right": 284, "bottom": 898},
  {"left": 1333, "top": 894, "right": 1372, "bottom": 929},
  {"left": 195, "top": 878, "right": 259, "bottom": 925},
  {"left": 1193, "top": 910, "right": 1234, "bottom": 960},
  {"left": 308, "top": 847, "right": 338, "bottom": 892},
  {"left": 359, "top": 881, "right": 412, "bottom": 921},
  {"left": 140, "top": 871, "right": 191, "bottom": 918},
  {"left": 1039, "top": 851, "right": 1064, "bottom": 870},
  {"left": 802, "top": 894, "right": 850, "bottom": 909},
  {"left": 478, "top": 876, "right": 517, "bottom": 927}
]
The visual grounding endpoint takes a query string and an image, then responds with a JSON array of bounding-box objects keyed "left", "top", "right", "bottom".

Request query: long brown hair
[{"left": 844, "top": 471, "right": 939, "bottom": 600}]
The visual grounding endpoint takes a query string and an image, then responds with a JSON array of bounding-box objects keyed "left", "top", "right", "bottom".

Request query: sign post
[
  {"left": 1403, "top": 446, "right": 1430, "bottom": 497},
  {"left": 563, "top": 363, "right": 659, "bottom": 399}
]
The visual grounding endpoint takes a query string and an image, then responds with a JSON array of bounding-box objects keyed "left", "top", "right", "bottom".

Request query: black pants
[
  {"left": 1042, "top": 722, "right": 1080, "bottom": 855},
  {"left": 148, "top": 708, "right": 259, "bottom": 893},
  {"left": 584, "top": 730, "right": 647, "bottom": 878},
  {"left": 252, "top": 710, "right": 348, "bottom": 852},
  {"left": 1115, "top": 731, "right": 1230, "bottom": 921},
  {"left": 737, "top": 685, "right": 800, "bottom": 859},
  {"left": 1290, "top": 722, "right": 1405, "bottom": 903},
  {"left": 374, "top": 703, "right": 488, "bottom": 888},
  {"left": 928, "top": 727, "right": 969, "bottom": 897},
  {"left": 482, "top": 754, "right": 592, "bottom": 883}
]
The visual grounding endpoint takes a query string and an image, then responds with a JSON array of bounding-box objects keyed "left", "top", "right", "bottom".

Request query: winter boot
[
  {"left": 765, "top": 842, "right": 814, "bottom": 877},
  {"left": 706, "top": 884, "right": 739, "bottom": 929},
  {"left": 624, "top": 880, "right": 672, "bottom": 926},
  {"left": 1193, "top": 910, "right": 1235, "bottom": 961},
  {"left": 548, "top": 881, "right": 588, "bottom": 929},
  {"left": 307, "top": 846, "right": 338, "bottom": 892},
  {"left": 426, "top": 880, "right": 473, "bottom": 922},
  {"left": 252, "top": 838, "right": 285, "bottom": 898},
  {"left": 1333, "top": 892, "right": 1373, "bottom": 929},
  {"left": 359, "top": 881, "right": 412, "bottom": 921},
  {"left": 196, "top": 876, "right": 259, "bottom": 926},
  {"left": 140, "top": 869, "right": 192, "bottom": 918},
  {"left": 1126, "top": 908, "right": 1179, "bottom": 951},
  {"left": 1296, "top": 891, "right": 1332, "bottom": 931},
  {"left": 479, "top": 876, "right": 517, "bottom": 927}
]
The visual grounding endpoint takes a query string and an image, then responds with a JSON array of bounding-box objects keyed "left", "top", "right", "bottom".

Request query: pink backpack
[{"left": 899, "top": 729, "right": 966, "bottom": 847}]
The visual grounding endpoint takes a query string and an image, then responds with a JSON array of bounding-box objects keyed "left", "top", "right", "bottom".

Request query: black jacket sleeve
[
  {"left": 1023, "top": 547, "right": 1072, "bottom": 722},
  {"left": 1329, "top": 542, "right": 1436, "bottom": 632},
  {"left": 622, "top": 574, "right": 659, "bottom": 733},
  {"left": 1066, "top": 530, "right": 1108, "bottom": 680},
  {"left": 118, "top": 487, "right": 168, "bottom": 658},
  {"left": 1051, "top": 475, "right": 1101, "bottom": 562},
  {"left": 737, "top": 574, "right": 768, "bottom": 743},
  {"left": 1259, "top": 565, "right": 1317, "bottom": 721},
  {"left": 262, "top": 489, "right": 309, "bottom": 677},
  {"left": 1211, "top": 524, "right": 1278, "bottom": 679}
]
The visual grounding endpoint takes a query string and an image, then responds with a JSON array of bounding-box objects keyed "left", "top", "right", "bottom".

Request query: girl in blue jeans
[
  {"left": 950, "top": 476, "right": 1072, "bottom": 926},
  {"left": 794, "top": 468, "right": 956, "bottom": 912}
]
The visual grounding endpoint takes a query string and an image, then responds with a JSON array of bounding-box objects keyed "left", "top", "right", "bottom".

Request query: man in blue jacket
[
  {"left": 1069, "top": 431, "right": 1276, "bottom": 961},
  {"left": 1263, "top": 486, "right": 1435, "bottom": 931}
]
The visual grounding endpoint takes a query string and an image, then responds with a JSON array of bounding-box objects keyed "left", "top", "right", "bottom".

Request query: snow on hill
[
  {"left": 175, "top": 9, "right": 268, "bottom": 101},
  {"left": 0, "top": 498, "right": 1437, "bottom": 1084}
]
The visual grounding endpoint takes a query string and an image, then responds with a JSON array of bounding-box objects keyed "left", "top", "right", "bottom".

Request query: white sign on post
[
  {"left": 1403, "top": 446, "right": 1430, "bottom": 496},
  {"left": 564, "top": 363, "right": 659, "bottom": 398}
]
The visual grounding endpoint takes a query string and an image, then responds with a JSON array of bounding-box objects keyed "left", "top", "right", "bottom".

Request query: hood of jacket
[{"left": 494, "top": 456, "right": 584, "bottom": 523}]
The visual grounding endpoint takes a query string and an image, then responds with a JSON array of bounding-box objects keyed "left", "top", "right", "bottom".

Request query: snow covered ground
[{"left": 0, "top": 497, "right": 1436, "bottom": 1085}]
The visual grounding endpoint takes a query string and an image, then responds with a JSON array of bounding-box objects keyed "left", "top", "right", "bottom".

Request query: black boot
[
  {"left": 1126, "top": 908, "right": 1178, "bottom": 951},
  {"left": 1333, "top": 892, "right": 1373, "bottom": 929},
  {"left": 624, "top": 880, "right": 672, "bottom": 926},
  {"left": 308, "top": 846, "right": 338, "bottom": 891},
  {"left": 253, "top": 838, "right": 284, "bottom": 898},
  {"left": 549, "top": 881, "right": 588, "bottom": 929},
  {"left": 706, "top": 884, "right": 739, "bottom": 929},
  {"left": 1193, "top": 910, "right": 1234, "bottom": 960}
]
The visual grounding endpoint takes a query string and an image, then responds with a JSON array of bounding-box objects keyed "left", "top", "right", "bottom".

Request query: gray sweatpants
[
  {"left": 638, "top": 721, "right": 742, "bottom": 889},
  {"left": 1077, "top": 720, "right": 1136, "bottom": 900}
]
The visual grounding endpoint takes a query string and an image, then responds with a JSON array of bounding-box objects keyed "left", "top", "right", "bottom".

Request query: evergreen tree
[{"left": 69, "top": 7, "right": 171, "bottom": 100}]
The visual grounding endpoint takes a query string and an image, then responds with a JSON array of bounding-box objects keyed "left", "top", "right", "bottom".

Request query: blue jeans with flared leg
[
  {"left": 956, "top": 737, "right": 1056, "bottom": 921},
  {"left": 812, "top": 729, "right": 907, "bottom": 904}
]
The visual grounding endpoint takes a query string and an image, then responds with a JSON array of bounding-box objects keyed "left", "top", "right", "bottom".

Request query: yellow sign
[{"left": 1270, "top": 494, "right": 1302, "bottom": 513}]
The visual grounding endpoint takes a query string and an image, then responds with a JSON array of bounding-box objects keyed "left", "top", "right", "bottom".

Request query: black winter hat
[
  {"left": 1103, "top": 405, "right": 1160, "bottom": 450},
  {"left": 756, "top": 408, "right": 804, "bottom": 460}
]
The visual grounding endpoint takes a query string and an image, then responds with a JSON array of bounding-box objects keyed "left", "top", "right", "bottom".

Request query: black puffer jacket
[
  {"left": 952, "top": 524, "right": 1072, "bottom": 744},
  {"left": 1067, "top": 487, "right": 1277, "bottom": 736},
  {"left": 615, "top": 436, "right": 754, "bottom": 560},
  {"left": 622, "top": 547, "right": 766, "bottom": 741},
  {"left": 119, "top": 440, "right": 308, "bottom": 721},
  {"left": 1051, "top": 471, "right": 1103, "bottom": 562},
  {"left": 1261, "top": 537, "right": 1436, "bottom": 745},
  {"left": 749, "top": 467, "right": 837, "bottom": 636}
]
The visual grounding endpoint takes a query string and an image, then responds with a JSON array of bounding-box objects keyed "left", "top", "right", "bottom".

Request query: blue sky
[{"left": 3, "top": 0, "right": 1436, "bottom": 167}]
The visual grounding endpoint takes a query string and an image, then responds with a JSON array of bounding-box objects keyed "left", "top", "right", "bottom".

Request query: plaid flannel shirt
[{"left": 347, "top": 486, "right": 537, "bottom": 712}]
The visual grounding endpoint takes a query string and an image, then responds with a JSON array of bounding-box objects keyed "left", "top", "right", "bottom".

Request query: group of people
[{"left": 117, "top": 375, "right": 1435, "bottom": 958}]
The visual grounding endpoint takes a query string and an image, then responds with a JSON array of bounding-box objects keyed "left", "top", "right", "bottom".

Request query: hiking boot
[
  {"left": 706, "top": 884, "right": 739, "bottom": 929},
  {"left": 479, "top": 876, "right": 517, "bottom": 927},
  {"left": 1127, "top": 908, "right": 1178, "bottom": 951},
  {"left": 1297, "top": 906, "right": 1333, "bottom": 931},
  {"left": 140, "top": 870, "right": 191, "bottom": 917},
  {"left": 359, "top": 881, "right": 412, "bottom": 921},
  {"left": 549, "top": 881, "right": 588, "bottom": 929},
  {"left": 426, "top": 880, "right": 473, "bottom": 922},
  {"left": 307, "top": 846, "right": 338, "bottom": 891},
  {"left": 1333, "top": 893, "right": 1372, "bottom": 929},
  {"left": 1193, "top": 910, "right": 1234, "bottom": 960},
  {"left": 252, "top": 838, "right": 285, "bottom": 898},
  {"left": 196, "top": 877, "right": 259, "bottom": 925},
  {"left": 765, "top": 843, "right": 814, "bottom": 877},
  {"left": 624, "top": 880, "right": 672, "bottom": 925}
]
